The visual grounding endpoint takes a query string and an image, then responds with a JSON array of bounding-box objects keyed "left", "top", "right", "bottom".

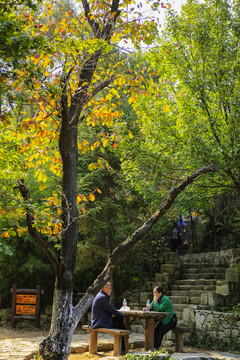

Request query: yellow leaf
[
  {"left": 102, "top": 139, "right": 108, "bottom": 148},
  {"left": 42, "top": 173, "right": 47, "bottom": 182},
  {"left": 97, "top": 188, "right": 102, "bottom": 194},
  {"left": 53, "top": 225, "right": 59, "bottom": 235},
  {"left": 17, "top": 228, "right": 25, "bottom": 237},
  {"left": 2, "top": 231, "right": 10, "bottom": 238},
  {"left": 106, "top": 93, "right": 113, "bottom": 101},
  {"left": 89, "top": 193, "right": 95, "bottom": 202},
  {"left": 111, "top": 88, "right": 120, "bottom": 98},
  {"left": 128, "top": 130, "right": 134, "bottom": 139}
]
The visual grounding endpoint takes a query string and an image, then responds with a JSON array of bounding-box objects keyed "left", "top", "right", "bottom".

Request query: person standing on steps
[
  {"left": 171, "top": 222, "right": 181, "bottom": 252},
  {"left": 150, "top": 286, "right": 177, "bottom": 350}
]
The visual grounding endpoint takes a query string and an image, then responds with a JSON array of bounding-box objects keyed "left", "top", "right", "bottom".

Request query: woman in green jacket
[{"left": 150, "top": 286, "right": 177, "bottom": 349}]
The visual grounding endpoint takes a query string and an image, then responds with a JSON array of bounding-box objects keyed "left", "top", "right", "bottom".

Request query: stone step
[
  {"left": 180, "top": 264, "right": 225, "bottom": 274},
  {"left": 169, "top": 285, "right": 216, "bottom": 296},
  {"left": 179, "top": 269, "right": 217, "bottom": 275},
  {"left": 169, "top": 296, "right": 189, "bottom": 304},
  {"left": 174, "top": 279, "right": 217, "bottom": 286},
  {"left": 188, "top": 289, "right": 209, "bottom": 297},
  {"left": 180, "top": 263, "right": 226, "bottom": 270},
  {"left": 180, "top": 272, "right": 225, "bottom": 280},
  {"left": 172, "top": 303, "right": 186, "bottom": 312},
  {"left": 171, "top": 296, "right": 201, "bottom": 307},
  {"left": 175, "top": 310, "right": 183, "bottom": 320},
  {"left": 131, "top": 324, "right": 144, "bottom": 334},
  {"left": 171, "top": 290, "right": 190, "bottom": 296},
  {"left": 170, "top": 284, "right": 216, "bottom": 292},
  {"left": 190, "top": 296, "right": 201, "bottom": 305}
]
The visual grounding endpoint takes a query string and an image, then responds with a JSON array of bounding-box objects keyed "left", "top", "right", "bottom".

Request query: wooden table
[{"left": 121, "top": 310, "right": 171, "bottom": 351}]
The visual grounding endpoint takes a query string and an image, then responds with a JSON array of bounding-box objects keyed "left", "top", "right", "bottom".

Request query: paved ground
[{"left": 0, "top": 327, "right": 240, "bottom": 360}]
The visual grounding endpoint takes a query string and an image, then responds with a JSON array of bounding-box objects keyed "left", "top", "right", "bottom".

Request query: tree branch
[
  {"left": 81, "top": 0, "right": 101, "bottom": 38},
  {"left": 75, "top": 75, "right": 115, "bottom": 112},
  {"left": 17, "top": 179, "right": 59, "bottom": 271},
  {"left": 86, "top": 165, "right": 216, "bottom": 295}
]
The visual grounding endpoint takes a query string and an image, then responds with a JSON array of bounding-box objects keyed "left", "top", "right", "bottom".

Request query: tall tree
[
  {"left": 123, "top": 0, "right": 240, "bottom": 214},
  {"left": 0, "top": 0, "right": 215, "bottom": 359}
]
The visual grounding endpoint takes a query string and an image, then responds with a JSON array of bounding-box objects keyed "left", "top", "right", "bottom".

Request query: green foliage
[
  {"left": 122, "top": 350, "right": 172, "bottom": 360},
  {"left": 127, "top": 0, "right": 240, "bottom": 216},
  {"left": 74, "top": 118, "right": 153, "bottom": 292},
  {"left": 0, "top": 0, "right": 46, "bottom": 117},
  {"left": 115, "top": 0, "right": 240, "bottom": 252},
  {"left": 0, "top": 233, "right": 54, "bottom": 307},
  {"left": 186, "top": 322, "right": 240, "bottom": 353},
  {"left": 217, "top": 303, "right": 240, "bottom": 315}
]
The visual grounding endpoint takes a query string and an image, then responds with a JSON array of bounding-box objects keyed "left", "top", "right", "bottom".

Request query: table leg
[
  {"left": 123, "top": 317, "right": 130, "bottom": 352},
  {"left": 145, "top": 317, "right": 155, "bottom": 351},
  {"left": 124, "top": 316, "right": 130, "bottom": 329}
]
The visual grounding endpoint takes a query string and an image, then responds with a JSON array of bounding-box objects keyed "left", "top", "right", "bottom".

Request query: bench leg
[
  {"left": 175, "top": 331, "right": 184, "bottom": 353},
  {"left": 89, "top": 331, "right": 98, "bottom": 354},
  {"left": 113, "top": 334, "right": 122, "bottom": 356},
  {"left": 124, "top": 335, "right": 129, "bottom": 352}
]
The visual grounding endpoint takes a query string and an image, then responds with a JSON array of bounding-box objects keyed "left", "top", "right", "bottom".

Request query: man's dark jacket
[{"left": 91, "top": 289, "right": 123, "bottom": 329}]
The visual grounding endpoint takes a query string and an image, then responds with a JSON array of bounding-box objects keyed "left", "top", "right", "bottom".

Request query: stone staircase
[
  {"left": 123, "top": 249, "right": 239, "bottom": 326},
  {"left": 167, "top": 260, "right": 227, "bottom": 320}
]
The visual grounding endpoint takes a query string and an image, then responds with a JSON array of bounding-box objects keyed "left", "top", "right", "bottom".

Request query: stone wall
[{"left": 191, "top": 309, "right": 240, "bottom": 344}]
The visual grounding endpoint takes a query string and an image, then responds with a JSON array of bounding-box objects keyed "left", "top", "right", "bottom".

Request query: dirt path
[
  {"left": 0, "top": 327, "right": 116, "bottom": 360},
  {"left": 1, "top": 327, "right": 239, "bottom": 360}
]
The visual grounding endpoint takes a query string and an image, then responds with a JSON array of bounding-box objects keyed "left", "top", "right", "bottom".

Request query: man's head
[{"left": 102, "top": 282, "right": 112, "bottom": 296}]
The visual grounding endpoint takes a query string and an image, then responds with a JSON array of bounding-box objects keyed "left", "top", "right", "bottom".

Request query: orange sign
[
  {"left": 16, "top": 305, "right": 36, "bottom": 315},
  {"left": 17, "top": 294, "right": 36, "bottom": 304}
]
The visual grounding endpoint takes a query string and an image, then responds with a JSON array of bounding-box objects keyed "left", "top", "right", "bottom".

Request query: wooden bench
[
  {"left": 82, "top": 324, "right": 132, "bottom": 356},
  {"left": 172, "top": 326, "right": 192, "bottom": 352}
]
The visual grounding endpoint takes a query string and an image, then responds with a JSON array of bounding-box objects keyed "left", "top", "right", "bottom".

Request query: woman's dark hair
[{"left": 155, "top": 286, "right": 165, "bottom": 295}]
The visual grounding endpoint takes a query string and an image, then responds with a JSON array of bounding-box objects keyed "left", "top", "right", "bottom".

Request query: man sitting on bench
[{"left": 91, "top": 282, "right": 126, "bottom": 354}]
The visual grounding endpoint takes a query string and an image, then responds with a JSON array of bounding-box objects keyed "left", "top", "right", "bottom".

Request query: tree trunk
[
  {"left": 39, "top": 286, "right": 74, "bottom": 359},
  {"left": 39, "top": 285, "right": 94, "bottom": 359}
]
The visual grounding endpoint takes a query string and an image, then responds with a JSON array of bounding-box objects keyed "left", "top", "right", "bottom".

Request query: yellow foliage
[
  {"left": 2, "top": 231, "right": 10, "bottom": 238},
  {"left": 89, "top": 193, "right": 95, "bottom": 202},
  {"left": 128, "top": 130, "right": 134, "bottom": 139}
]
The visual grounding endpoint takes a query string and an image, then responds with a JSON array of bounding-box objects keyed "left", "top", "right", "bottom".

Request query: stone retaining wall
[{"left": 184, "top": 308, "right": 240, "bottom": 344}]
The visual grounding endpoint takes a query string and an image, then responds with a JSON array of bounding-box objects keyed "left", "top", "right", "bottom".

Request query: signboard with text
[
  {"left": 16, "top": 305, "right": 36, "bottom": 315},
  {"left": 16, "top": 294, "right": 37, "bottom": 304},
  {"left": 10, "top": 284, "right": 44, "bottom": 328}
]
